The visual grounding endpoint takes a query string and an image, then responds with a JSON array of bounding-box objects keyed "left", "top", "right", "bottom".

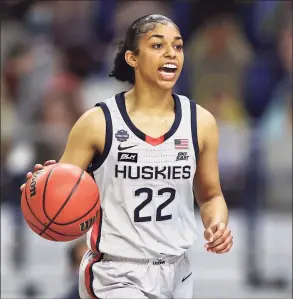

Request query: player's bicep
[
  {"left": 59, "top": 108, "right": 105, "bottom": 170},
  {"left": 59, "top": 127, "right": 94, "bottom": 170},
  {"left": 193, "top": 114, "right": 223, "bottom": 205}
]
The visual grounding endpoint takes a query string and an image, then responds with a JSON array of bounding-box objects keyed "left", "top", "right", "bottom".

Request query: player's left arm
[{"left": 193, "top": 106, "right": 233, "bottom": 254}]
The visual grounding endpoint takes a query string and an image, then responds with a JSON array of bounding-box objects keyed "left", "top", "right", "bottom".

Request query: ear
[{"left": 125, "top": 50, "right": 138, "bottom": 68}]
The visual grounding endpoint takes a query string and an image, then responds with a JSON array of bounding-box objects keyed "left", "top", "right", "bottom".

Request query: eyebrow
[{"left": 148, "top": 34, "right": 183, "bottom": 41}]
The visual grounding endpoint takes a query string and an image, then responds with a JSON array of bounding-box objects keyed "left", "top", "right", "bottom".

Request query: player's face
[{"left": 135, "top": 23, "right": 184, "bottom": 90}]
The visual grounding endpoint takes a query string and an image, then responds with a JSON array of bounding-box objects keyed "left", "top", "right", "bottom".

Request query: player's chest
[
  {"left": 126, "top": 114, "right": 175, "bottom": 139},
  {"left": 112, "top": 135, "right": 193, "bottom": 164},
  {"left": 109, "top": 137, "right": 195, "bottom": 181}
]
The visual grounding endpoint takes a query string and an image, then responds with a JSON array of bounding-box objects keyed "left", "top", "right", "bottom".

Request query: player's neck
[{"left": 126, "top": 85, "right": 174, "bottom": 115}]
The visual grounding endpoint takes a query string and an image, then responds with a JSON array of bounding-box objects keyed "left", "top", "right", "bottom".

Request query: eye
[
  {"left": 153, "top": 43, "right": 163, "bottom": 49},
  {"left": 174, "top": 44, "right": 183, "bottom": 50}
]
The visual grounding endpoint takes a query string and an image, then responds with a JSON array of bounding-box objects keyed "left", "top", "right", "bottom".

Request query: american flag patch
[{"left": 174, "top": 139, "right": 189, "bottom": 149}]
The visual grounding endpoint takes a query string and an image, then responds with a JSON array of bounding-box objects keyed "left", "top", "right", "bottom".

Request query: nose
[{"left": 164, "top": 45, "right": 176, "bottom": 59}]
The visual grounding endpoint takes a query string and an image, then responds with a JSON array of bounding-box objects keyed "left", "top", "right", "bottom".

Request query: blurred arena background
[{"left": 1, "top": 0, "right": 292, "bottom": 298}]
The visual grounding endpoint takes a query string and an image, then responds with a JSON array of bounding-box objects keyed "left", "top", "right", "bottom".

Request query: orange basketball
[{"left": 21, "top": 163, "right": 100, "bottom": 242}]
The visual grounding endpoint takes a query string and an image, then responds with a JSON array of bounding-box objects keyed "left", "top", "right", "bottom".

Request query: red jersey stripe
[
  {"left": 90, "top": 221, "right": 99, "bottom": 253},
  {"left": 90, "top": 208, "right": 102, "bottom": 253}
]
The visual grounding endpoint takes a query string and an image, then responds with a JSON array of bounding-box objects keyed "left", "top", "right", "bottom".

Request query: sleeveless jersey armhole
[
  {"left": 87, "top": 102, "right": 113, "bottom": 173},
  {"left": 190, "top": 100, "right": 199, "bottom": 164}
]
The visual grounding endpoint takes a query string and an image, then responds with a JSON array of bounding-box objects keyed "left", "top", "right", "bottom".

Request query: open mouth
[{"left": 158, "top": 63, "right": 178, "bottom": 79}]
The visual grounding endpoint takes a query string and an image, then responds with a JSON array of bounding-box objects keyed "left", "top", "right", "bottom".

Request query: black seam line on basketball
[
  {"left": 26, "top": 220, "right": 57, "bottom": 241},
  {"left": 27, "top": 220, "right": 55, "bottom": 240},
  {"left": 41, "top": 164, "right": 59, "bottom": 226},
  {"left": 40, "top": 169, "right": 85, "bottom": 236},
  {"left": 24, "top": 187, "right": 81, "bottom": 237},
  {"left": 40, "top": 169, "right": 85, "bottom": 235},
  {"left": 49, "top": 192, "right": 99, "bottom": 226}
]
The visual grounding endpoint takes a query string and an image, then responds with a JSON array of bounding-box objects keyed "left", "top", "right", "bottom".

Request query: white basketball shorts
[{"left": 79, "top": 250, "right": 194, "bottom": 299}]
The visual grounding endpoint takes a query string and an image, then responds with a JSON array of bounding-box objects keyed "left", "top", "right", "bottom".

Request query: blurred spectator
[
  {"left": 1, "top": 76, "right": 16, "bottom": 203},
  {"left": 114, "top": 0, "right": 171, "bottom": 41},
  {"left": 242, "top": 1, "right": 289, "bottom": 121},
  {"left": 37, "top": 44, "right": 99, "bottom": 161},
  {"left": 186, "top": 14, "right": 253, "bottom": 202},
  {"left": 242, "top": 4, "right": 291, "bottom": 288},
  {"left": 24, "top": 1, "right": 54, "bottom": 36},
  {"left": 1, "top": 77, "right": 15, "bottom": 165},
  {"left": 1, "top": 16, "right": 31, "bottom": 67},
  {"left": 260, "top": 11, "right": 292, "bottom": 210},
  {"left": 62, "top": 238, "right": 88, "bottom": 299},
  {"left": 2, "top": 38, "right": 56, "bottom": 173},
  {"left": 1, "top": 40, "right": 37, "bottom": 269},
  {"left": 187, "top": 14, "right": 253, "bottom": 124},
  {"left": 1, "top": 11, "right": 57, "bottom": 272},
  {"left": 252, "top": 1, "right": 289, "bottom": 50},
  {"left": 51, "top": 1, "right": 94, "bottom": 47}
]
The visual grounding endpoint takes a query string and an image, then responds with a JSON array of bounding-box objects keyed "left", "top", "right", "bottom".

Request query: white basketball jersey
[{"left": 86, "top": 92, "right": 199, "bottom": 259}]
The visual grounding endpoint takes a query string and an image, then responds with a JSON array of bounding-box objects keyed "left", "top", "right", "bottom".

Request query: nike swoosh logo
[
  {"left": 182, "top": 272, "right": 192, "bottom": 282},
  {"left": 118, "top": 144, "right": 137, "bottom": 151}
]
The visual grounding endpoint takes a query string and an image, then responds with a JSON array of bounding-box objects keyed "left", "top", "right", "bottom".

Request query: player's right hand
[{"left": 20, "top": 160, "right": 57, "bottom": 192}]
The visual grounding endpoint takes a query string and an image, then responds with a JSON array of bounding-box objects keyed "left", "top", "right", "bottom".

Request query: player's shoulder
[
  {"left": 196, "top": 104, "right": 218, "bottom": 139},
  {"left": 75, "top": 95, "right": 117, "bottom": 134},
  {"left": 79, "top": 94, "right": 116, "bottom": 126},
  {"left": 78, "top": 106, "right": 105, "bottom": 128},
  {"left": 196, "top": 104, "right": 216, "bottom": 124},
  {"left": 175, "top": 94, "right": 216, "bottom": 126}
]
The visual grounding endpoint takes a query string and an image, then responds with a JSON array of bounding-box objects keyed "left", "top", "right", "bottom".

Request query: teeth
[{"left": 162, "top": 63, "right": 177, "bottom": 69}]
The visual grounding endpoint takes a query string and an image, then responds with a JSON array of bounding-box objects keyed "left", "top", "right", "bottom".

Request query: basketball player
[{"left": 21, "top": 15, "right": 233, "bottom": 299}]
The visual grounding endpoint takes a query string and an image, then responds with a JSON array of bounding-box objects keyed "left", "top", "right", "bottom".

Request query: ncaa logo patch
[{"left": 115, "top": 129, "right": 129, "bottom": 142}]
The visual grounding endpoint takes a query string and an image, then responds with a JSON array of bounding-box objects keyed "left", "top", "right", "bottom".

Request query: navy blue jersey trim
[
  {"left": 115, "top": 92, "right": 182, "bottom": 143},
  {"left": 116, "top": 92, "right": 145, "bottom": 140},
  {"left": 88, "top": 102, "right": 112, "bottom": 173},
  {"left": 165, "top": 94, "right": 182, "bottom": 140},
  {"left": 190, "top": 100, "right": 199, "bottom": 163},
  {"left": 95, "top": 208, "right": 103, "bottom": 252}
]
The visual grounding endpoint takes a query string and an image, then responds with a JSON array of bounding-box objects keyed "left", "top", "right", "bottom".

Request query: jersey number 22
[{"left": 134, "top": 187, "right": 176, "bottom": 222}]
